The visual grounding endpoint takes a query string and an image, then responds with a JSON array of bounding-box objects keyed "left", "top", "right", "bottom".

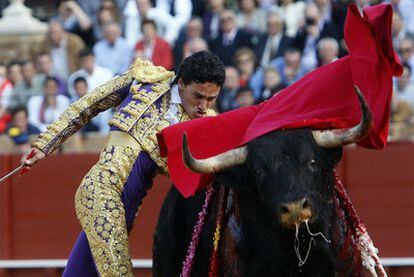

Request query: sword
[
  {"left": 0, "top": 164, "right": 24, "bottom": 183},
  {"left": 0, "top": 149, "right": 36, "bottom": 184}
]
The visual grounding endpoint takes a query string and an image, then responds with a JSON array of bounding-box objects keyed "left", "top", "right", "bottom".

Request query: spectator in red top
[
  {"left": 134, "top": 19, "right": 174, "bottom": 70},
  {"left": 0, "top": 63, "right": 13, "bottom": 133}
]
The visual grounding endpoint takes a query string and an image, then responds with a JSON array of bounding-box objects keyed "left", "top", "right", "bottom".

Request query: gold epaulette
[{"left": 129, "top": 58, "right": 175, "bottom": 84}]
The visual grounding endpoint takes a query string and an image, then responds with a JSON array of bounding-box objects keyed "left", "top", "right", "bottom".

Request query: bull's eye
[{"left": 308, "top": 159, "right": 317, "bottom": 170}]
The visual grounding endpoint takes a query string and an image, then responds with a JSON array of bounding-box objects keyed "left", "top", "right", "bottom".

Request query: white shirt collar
[
  {"left": 224, "top": 28, "right": 237, "bottom": 42},
  {"left": 165, "top": 84, "right": 182, "bottom": 125},
  {"left": 170, "top": 84, "right": 182, "bottom": 104},
  {"left": 53, "top": 36, "right": 67, "bottom": 49},
  {"left": 270, "top": 32, "right": 282, "bottom": 43}
]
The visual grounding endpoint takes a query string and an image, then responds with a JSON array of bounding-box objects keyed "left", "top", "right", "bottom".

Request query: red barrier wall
[
  {"left": 0, "top": 142, "right": 413, "bottom": 275},
  {"left": 0, "top": 153, "right": 171, "bottom": 259},
  {"left": 342, "top": 142, "right": 414, "bottom": 258}
]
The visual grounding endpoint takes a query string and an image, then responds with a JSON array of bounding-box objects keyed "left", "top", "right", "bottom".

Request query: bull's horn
[
  {"left": 312, "top": 86, "right": 373, "bottom": 148},
  {"left": 182, "top": 133, "right": 248, "bottom": 174}
]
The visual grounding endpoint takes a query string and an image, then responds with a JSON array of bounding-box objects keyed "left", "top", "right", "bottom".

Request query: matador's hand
[
  {"left": 21, "top": 147, "right": 46, "bottom": 167},
  {"left": 19, "top": 148, "right": 46, "bottom": 176}
]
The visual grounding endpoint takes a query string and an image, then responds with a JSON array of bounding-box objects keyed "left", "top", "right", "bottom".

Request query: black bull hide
[{"left": 153, "top": 129, "right": 362, "bottom": 276}]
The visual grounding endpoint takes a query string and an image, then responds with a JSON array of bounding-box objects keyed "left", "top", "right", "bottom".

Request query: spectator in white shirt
[
  {"left": 317, "top": 37, "right": 338, "bottom": 67},
  {"left": 394, "top": 0, "right": 414, "bottom": 35},
  {"left": 270, "top": 0, "right": 306, "bottom": 37},
  {"left": 155, "top": 0, "right": 193, "bottom": 43},
  {"left": 67, "top": 49, "right": 114, "bottom": 134},
  {"left": 28, "top": 77, "right": 70, "bottom": 132},
  {"left": 67, "top": 49, "right": 114, "bottom": 100},
  {"left": 123, "top": 0, "right": 176, "bottom": 46},
  {"left": 93, "top": 22, "right": 133, "bottom": 74}
]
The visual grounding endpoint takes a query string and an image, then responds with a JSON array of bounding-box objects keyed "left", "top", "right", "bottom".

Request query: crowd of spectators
[{"left": 0, "top": 0, "right": 414, "bottom": 152}]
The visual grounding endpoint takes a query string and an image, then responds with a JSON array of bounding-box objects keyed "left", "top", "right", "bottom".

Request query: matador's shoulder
[{"left": 129, "top": 58, "right": 175, "bottom": 84}]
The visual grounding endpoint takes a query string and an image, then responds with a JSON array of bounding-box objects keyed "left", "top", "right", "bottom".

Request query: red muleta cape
[{"left": 157, "top": 3, "right": 403, "bottom": 198}]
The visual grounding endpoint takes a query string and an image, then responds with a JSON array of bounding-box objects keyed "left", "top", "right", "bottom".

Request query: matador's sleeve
[
  {"left": 33, "top": 58, "right": 174, "bottom": 155},
  {"left": 32, "top": 73, "right": 132, "bottom": 155}
]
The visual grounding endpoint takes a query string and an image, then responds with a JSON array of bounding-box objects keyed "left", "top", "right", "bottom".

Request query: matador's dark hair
[{"left": 173, "top": 51, "right": 225, "bottom": 88}]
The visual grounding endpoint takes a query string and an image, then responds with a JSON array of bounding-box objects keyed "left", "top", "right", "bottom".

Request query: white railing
[
  {"left": 0, "top": 258, "right": 413, "bottom": 269},
  {"left": 0, "top": 259, "right": 152, "bottom": 268}
]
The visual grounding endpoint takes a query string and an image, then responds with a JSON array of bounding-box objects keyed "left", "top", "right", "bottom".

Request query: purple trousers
[{"left": 63, "top": 151, "right": 157, "bottom": 276}]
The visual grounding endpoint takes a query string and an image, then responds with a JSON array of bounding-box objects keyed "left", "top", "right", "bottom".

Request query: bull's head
[{"left": 182, "top": 86, "right": 372, "bottom": 230}]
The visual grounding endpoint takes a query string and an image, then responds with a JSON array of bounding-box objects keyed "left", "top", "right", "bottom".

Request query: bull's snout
[{"left": 280, "top": 198, "right": 312, "bottom": 228}]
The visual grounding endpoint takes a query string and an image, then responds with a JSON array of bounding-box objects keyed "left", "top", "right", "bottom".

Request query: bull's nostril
[{"left": 280, "top": 199, "right": 312, "bottom": 228}]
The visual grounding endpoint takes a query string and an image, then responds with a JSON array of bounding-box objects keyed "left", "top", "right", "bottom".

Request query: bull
[{"left": 153, "top": 87, "right": 371, "bottom": 276}]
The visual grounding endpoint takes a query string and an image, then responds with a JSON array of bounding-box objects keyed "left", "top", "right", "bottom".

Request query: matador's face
[{"left": 178, "top": 80, "right": 220, "bottom": 119}]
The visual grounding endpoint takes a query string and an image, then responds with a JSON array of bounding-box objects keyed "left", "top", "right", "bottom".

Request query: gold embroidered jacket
[{"left": 32, "top": 58, "right": 215, "bottom": 172}]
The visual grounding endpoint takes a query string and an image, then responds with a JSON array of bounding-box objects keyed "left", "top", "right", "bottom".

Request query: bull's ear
[{"left": 215, "top": 163, "right": 250, "bottom": 190}]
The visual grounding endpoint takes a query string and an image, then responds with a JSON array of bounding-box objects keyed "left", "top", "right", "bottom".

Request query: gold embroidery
[
  {"left": 108, "top": 81, "right": 174, "bottom": 172},
  {"left": 131, "top": 92, "right": 171, "bottom": 172},
  {"left": 131, "top": 98, "right": 219, "bottom": 174},
  {"left": 129, "top": 58, "right": 175, "bottom": 83},
  {"left": 75, "top": 145, "right": 141, "bottom": 276},
  {"left": 130, "top": 83, "right": 141, "bottom": 95},
  {"left": 109, "top": 80, "right": 171, "bottom": 133},
  {"left": 133, "top": 97, "right": 216, "bottom": 174},
  {"left": 109, "top": 112, "right": 135, "bottom": 131},
  {"left": 106, "top": 131, "right": 140, "bottom": 149}
]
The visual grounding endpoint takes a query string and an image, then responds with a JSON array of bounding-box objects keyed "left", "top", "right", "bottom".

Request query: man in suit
[
  {"left": 292, "top": 2, "right": 340, "bottom": 70},
  {"left": 173, "top": 16, "right": 204, "bottom": 71},
  {"left": 208, "top": 9, "right": 253, "bottom": 66},
  {"left": 42, "top": 20, "right": 86, "bottom": 80},
  {"left": 202, "top": 0, "right": 226, "bottom": 40},
  {"left": 254, "top": 12, "right": 293, "bottom": 68}
]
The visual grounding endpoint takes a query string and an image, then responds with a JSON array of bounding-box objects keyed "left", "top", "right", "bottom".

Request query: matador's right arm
[{"left": 32, "top": 58, "right": 175, "bottom": 155}]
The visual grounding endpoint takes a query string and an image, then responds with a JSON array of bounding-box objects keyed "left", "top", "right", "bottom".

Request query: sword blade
[{"left": 0, "top": 164, "right": 24, "bottom": 183}]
